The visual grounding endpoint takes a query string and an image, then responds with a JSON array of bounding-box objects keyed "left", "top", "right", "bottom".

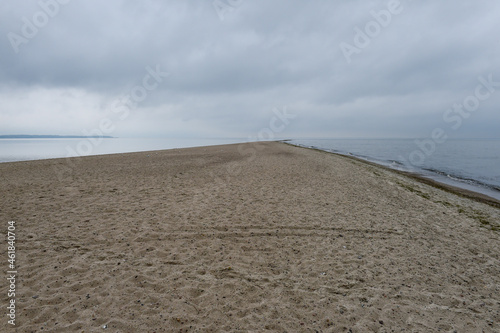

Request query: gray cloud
[{"left": 1, "top": 0, "right": 499, "bottom": 138}]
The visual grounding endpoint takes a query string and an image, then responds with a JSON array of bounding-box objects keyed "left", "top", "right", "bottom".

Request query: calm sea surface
[{"left": 289, "top": 139, "right": 500, "bottom": 201}]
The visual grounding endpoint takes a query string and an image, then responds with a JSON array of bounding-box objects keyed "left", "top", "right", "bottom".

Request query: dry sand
[{"left": 1, "top": 141, "right": 499, "bottom": 332}]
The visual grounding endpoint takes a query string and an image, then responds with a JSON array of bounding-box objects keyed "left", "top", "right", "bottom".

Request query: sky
[{"left": 1, "top": 0, "right": 499, "bottom": 139}]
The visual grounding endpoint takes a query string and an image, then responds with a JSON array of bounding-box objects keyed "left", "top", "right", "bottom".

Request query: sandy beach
[{"left": 1, "top": 141, "right": 499, "bottom": 332}]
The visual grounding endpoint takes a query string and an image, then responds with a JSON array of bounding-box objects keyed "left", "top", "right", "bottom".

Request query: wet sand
[{"left": 1, "top": 141, "right": 499, "bottom": 332}]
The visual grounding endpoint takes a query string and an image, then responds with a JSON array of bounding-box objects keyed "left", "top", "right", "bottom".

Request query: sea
[
  {"left": 1, "top": 137, "right": 499, "bottom": 201},
  {"left": 288, "top": 138, "right": 500, "bottom": 201}
]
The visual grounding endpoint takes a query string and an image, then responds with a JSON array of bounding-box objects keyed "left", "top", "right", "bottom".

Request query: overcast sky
[{"left": 1, "top": 0, "right": 499, "bottom": 139}]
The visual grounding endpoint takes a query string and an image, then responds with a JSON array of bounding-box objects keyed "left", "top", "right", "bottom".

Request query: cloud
[{"left": 1, "top": 0, "right": 499, "bottom": 138}]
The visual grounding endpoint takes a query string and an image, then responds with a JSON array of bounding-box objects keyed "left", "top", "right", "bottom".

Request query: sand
[{"left": 1, "top": 141, "right": 499, "bottom": 332}]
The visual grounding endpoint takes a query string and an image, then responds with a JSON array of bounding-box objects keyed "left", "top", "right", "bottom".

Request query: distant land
[{"left": 0, "top": 135, "right": 114, "bottom": 139}]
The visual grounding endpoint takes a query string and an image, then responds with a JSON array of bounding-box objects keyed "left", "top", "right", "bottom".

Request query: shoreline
[
  {"left": 0, "top": 138, "right": 249, "bottom": 164},
  {"left": 282, "top": 141, "right": 500, "bottom": 209},
  {"left": 2, "top": 139, "right": 500, "bottom": 209}
]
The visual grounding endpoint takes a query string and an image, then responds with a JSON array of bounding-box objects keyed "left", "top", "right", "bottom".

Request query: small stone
[
  {"left": 379, "top": 320, "right": 384, "bottom": 325},
  {"left": 32, "top": 295, "right": 39, "bottom": 299}
]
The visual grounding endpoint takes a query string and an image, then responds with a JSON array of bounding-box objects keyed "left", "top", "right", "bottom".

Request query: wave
[
  {"left": 389, "top": 160, "right": 404, "bottom": 166},
  {"left": 421, "top": 168, "right": 500, "bottom": 193}
]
